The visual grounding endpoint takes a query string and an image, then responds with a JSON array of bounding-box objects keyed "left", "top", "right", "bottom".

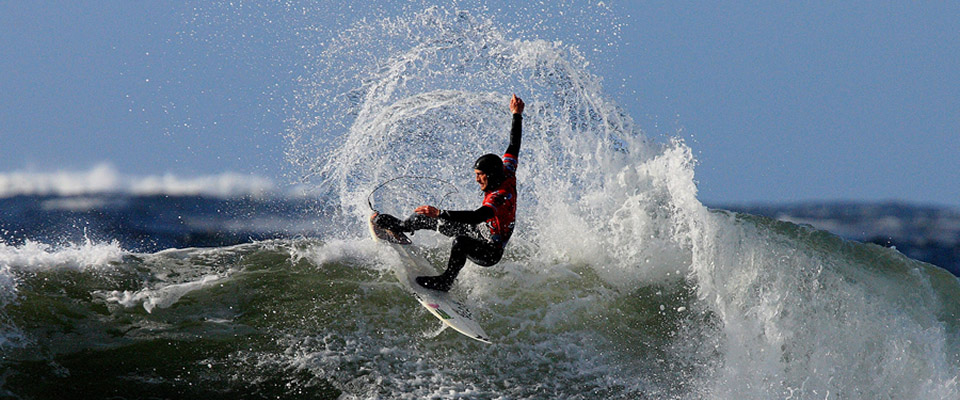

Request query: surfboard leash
[{"left": 366, "top": 175, "right": 459, "bottom": 213}]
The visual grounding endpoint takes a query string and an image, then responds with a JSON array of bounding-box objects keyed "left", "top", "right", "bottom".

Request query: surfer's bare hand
[
  {"left": 510, "top": 94, "right": 524, "bottom": 114},
  {"left": 414, "top": 205, "right": 440, "bottom": 218}
]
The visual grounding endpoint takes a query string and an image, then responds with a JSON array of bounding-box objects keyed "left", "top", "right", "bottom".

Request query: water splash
[{"left": 283, "top": 8, "right": 683, "bottom": 270}]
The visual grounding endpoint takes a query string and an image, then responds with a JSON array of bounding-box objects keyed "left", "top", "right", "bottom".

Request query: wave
[
  {"left": 0, "top": 232, "right": 956, "bottom": 398},
  {"left": 0, "top": 237, "right": 126, "bottom": 351}
]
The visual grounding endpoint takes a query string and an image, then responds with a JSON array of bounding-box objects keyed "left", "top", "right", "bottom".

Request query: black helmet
[{"left": 473, "top": 153, "right": 504, "bottom": 184}]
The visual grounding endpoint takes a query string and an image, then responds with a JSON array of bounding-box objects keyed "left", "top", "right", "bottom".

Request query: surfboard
[{"left": 368, "top": 215, "right": 491, "bottom": 344}]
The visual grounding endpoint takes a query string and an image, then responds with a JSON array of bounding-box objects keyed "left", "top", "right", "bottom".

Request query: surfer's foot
[
  {"left": 370, "top": 213, "right": 412, "bottom": 244},
  {"left": 416, "top": 275, "right": 454, "bottom": 292},
  {"left": 372, "top": 213, "right": 410, "bottom": 232}
]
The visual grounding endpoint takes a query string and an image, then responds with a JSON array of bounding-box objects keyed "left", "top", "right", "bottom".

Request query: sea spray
[{"left": 285, "top": 8, "right": 663, "bottom": 255}]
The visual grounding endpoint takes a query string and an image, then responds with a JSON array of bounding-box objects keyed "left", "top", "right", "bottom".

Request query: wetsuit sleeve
[
  {"left": 505, "top": 113, "right": 522, "bottom": 156},
  {"left": 439, "top": 206, "right": 495, "bottom": 225}
]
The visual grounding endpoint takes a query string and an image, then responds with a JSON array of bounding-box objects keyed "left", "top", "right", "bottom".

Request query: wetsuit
[{"left": 399, "top": 113, "right": 522, "bottom": 291}]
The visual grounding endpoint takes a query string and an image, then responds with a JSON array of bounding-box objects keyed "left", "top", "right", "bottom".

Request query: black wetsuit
[{"left": 401, "top": 113, "right": 523, "bottom": 291}]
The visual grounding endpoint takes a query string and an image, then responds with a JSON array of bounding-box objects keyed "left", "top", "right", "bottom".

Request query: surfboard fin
[{"left": 423, "top": 323, "right": 449, "bottom": 339}]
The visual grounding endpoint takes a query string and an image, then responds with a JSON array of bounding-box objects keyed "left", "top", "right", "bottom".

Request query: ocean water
[{"left": 3, "top": 6, "right": 959, "bottom": 399}]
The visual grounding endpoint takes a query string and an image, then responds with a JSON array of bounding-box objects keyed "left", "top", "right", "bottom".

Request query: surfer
[{"left": 372, "top": 94, "right": 524, "bottom": 292}]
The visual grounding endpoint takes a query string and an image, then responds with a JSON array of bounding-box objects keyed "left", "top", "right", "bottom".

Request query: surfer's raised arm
[
  {"left": 505, "top": 94, "right": 524, "bottom": 157},
  {"left": 414, "top": 94, "right": 523, "bottom": 222}
]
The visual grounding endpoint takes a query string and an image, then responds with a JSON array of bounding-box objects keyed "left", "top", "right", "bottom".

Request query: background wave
[{"left": 0, "top": 163, "right": 282, "bottom": 199}]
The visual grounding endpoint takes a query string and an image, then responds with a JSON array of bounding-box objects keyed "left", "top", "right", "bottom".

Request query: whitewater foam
[
  {"left": 0, "top": 238, "right": 126, "bottom": 272},
  {"left": 105, "top": 274, "right": 224, "bottom": 313}
]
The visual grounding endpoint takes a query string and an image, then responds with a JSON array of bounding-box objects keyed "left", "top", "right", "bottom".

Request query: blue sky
[{"left": 2, "top": 1, "right": 958, "bottom": 207}]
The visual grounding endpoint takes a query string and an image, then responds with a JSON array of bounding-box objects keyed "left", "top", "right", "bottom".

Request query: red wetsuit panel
[{"left": 481, "top": 152, "right": 518, "bottom": 246}]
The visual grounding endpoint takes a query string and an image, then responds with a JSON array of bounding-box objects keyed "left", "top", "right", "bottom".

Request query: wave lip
[
  {"left": 0, "top": 237, "right": 128, "bottom": 351},
  {"left": 0, "top": 163, "right": 279, "bottom": 199}
]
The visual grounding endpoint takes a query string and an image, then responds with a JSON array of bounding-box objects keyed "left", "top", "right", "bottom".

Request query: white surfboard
[{"left": 368, "top": 216, "right": 491, "bottom": 344}]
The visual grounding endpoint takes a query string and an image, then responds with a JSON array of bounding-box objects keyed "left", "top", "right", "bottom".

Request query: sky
[{"left": 1, "top": 1, "right": 958, "bottom": 207}]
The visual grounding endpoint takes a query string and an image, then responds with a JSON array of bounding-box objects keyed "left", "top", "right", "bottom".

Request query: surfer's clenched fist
[{"left": 510, "top": 93, "right": 524, "bottom": 115}]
